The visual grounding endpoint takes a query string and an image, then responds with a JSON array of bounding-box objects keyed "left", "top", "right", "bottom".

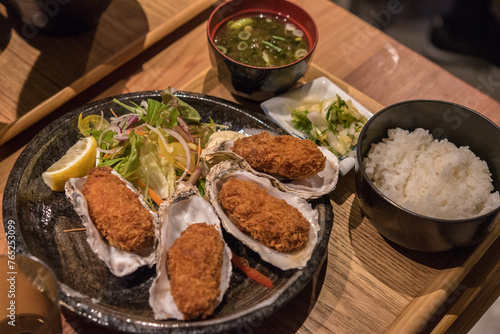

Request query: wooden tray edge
[{"left": 388, "top": 222, "right": 500, "bottom": 333}]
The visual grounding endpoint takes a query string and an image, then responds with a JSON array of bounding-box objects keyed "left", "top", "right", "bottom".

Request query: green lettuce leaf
[
  {"left": 161, "top": 88, "right": 201, "bottom": 123},
  {"left": 136, "top": 137, "right": 176, "bottom": 199}
]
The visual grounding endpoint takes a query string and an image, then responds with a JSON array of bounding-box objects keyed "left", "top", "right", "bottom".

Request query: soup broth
[{"left": 214, "top": 14, "right": 309, "bottom": 68}]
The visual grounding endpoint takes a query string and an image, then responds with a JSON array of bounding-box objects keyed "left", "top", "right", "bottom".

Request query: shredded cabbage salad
[
  {"left": 290, "top": 94, "right": 368, "bottom": 157},
  {"left": 77, "top": 88, "right": 225, "bottom": 208}
]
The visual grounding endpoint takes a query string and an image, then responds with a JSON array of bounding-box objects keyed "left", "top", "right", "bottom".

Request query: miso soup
[{"left": 214, "top": 14, "right": 309, "bottom": 68}]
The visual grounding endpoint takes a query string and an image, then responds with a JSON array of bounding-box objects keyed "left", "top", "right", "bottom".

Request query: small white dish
[{"left": 260, "top": 77, "right": 374, "bottom": 175}]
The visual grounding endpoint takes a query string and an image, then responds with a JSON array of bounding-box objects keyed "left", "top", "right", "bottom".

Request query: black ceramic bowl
[
  {"left": 355, "top": 100, "right": 500, "bottom": 252},
  {"left": 207, "top": 0, "right": 318, "bottom": 101},
  {"left": 2, "top": 0, "right": 112, "bottom": 36}
]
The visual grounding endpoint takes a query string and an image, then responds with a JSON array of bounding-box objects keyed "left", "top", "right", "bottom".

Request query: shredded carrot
[
  {"left": 231, "top": 252, "right": 273, "bottom": 289},
  {"left": 131, "top": 128, "right": 147, "bottom": 137},
  {"left": 110, "top": 108, "right": 118, "bottom": 118},
  {"left": 174, "top": 161, "right": 192, "bottom": 175},
  {"left": 195, "top": 137, "right": 201, "bottom": 169},
  {"left": 64, "top": 228, "right": 87, "bottom": 232},
  {"left": 102, "top": 153, "right": 111, "bottom": 160},
  {"left": 137, "top": 180, "right": 164, "bottom": 206}
]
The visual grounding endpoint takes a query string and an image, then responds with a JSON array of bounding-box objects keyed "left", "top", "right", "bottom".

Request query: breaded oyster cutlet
[
  {"left": 82, "top": 166, "right": 155, "bottom": 252},
  {"left": 231, "top": 131, "right": 326, "bottom": 180},
  {"left": 218, "top": 178, "right": 310, "bottom": 252},
  {"left": 167, "top": 223, "right": 224, "bottom": 320}
]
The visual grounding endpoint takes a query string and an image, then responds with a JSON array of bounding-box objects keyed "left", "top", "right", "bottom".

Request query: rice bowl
[
  {"left": 355, "top": 100, "right": 500, "bottom": 252},
  {"left": 363, "top": 127, "right": 500, "bottom": 220}
]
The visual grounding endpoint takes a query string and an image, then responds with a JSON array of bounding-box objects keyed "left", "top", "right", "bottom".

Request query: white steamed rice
[{"left": 363, "top": 128, "right": 500, "bottom": 219}]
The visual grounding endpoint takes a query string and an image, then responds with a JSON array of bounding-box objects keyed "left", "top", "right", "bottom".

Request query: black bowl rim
[
  {"left": 206, "top": 0, "right": 318, "bottom": 70},
  {"left": 356, "top": 98, "right": 500, "bottom": 223}
]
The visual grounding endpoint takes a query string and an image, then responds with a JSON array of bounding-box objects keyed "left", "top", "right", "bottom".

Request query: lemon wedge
[
  {"left": 42, "top": 136, "right": 98, "bottom": 191},
  {"left": 78, "top": 113, "right": 110, "bottom": 136}
]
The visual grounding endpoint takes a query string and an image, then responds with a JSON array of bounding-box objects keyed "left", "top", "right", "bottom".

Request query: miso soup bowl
[
  {"left": 355, "top": 100, "right": 500, "bottom": 252},
  {"left": 207, "top": 0, "right": 318, "bottom": 101}
]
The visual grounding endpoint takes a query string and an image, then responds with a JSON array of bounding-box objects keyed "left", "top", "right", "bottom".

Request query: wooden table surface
[
  {"left": 1, "top": 0, "right": 499, "bottom": 333},
  {"left": 0, "top": 0, "right": 219, "bottom": 145}
]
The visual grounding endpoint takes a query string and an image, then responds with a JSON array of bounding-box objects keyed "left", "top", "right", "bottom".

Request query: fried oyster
[
  {"left": 149, "top": 182, "right": 232, "bottom": 320},
  {"left": 81, "top": 166, "right": 155, "bottom": 252},
  {"left": 167, "top": 223, "right": 224, "bottom": 320},
  {"left": 218, "top": 177, "right": 310, "bottom": 252},
  {"left": 231, "top": 131, "right": 326, "bottom": 180}
]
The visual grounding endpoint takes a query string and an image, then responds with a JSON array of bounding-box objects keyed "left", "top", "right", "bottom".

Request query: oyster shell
[
  {"left": 201, "top": 132, "right": 339, "bottom": 200},
  {"left": 65, "top": 170, "right": 159, "bottom": 277},
  {"left": 206, "top": 160, "right": 320, "bottom": 270},
  {"left": 149, "top": 182, "right": 232, "bottom": 320}
]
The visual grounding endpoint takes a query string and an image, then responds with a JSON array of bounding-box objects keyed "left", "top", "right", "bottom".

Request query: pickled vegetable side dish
[
  {"left": 291, "top": 95, "right": 368, "bottom": 157},
  {"left": 214, "top": 15, "right": 309, "bottom": 67}
]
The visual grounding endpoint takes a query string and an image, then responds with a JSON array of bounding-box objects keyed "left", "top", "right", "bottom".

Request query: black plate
[{"left": 3, "top": 91, "right": 333, "bottom": 333}]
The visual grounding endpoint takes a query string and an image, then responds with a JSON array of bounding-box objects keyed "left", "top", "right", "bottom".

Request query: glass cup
[{"left": 0, "top": 254, "right": 62, "bottom": 334}]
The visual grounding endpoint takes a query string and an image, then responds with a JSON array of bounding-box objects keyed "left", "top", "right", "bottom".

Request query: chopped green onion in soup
[
  {"left": 263, "top": 40, "right": 282, "bottom": 53},
  {"left": 238, "top": 31, "right": 251, "bottom": 40},
  {"left": 237, "top": 41, "right": 248, "bottom": 51},
  {"left": 295, "top": 49, "right": 307, "bottom": 59},
  {"left": 216, "top": 45, "right": 227, "bottom": 54},
  {"left": 262, "top": 50, "right": 270, "bottom": 64},
  {"left": 228, "top": 18, "right": 254, "bottom": 31},
  {"left": 272, "top": 35, "right": 287, "bottom": 41},
  {"left": 214, "top": 14, "right": 309, "bottom": 67}
]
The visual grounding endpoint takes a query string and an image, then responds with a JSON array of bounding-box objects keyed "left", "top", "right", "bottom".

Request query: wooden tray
[
  {"left": 0, "top": 0, "right": 219, "bottom": 145},
  {"left": 179, "top": 64, "right": 500, "bottom": 333}
]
